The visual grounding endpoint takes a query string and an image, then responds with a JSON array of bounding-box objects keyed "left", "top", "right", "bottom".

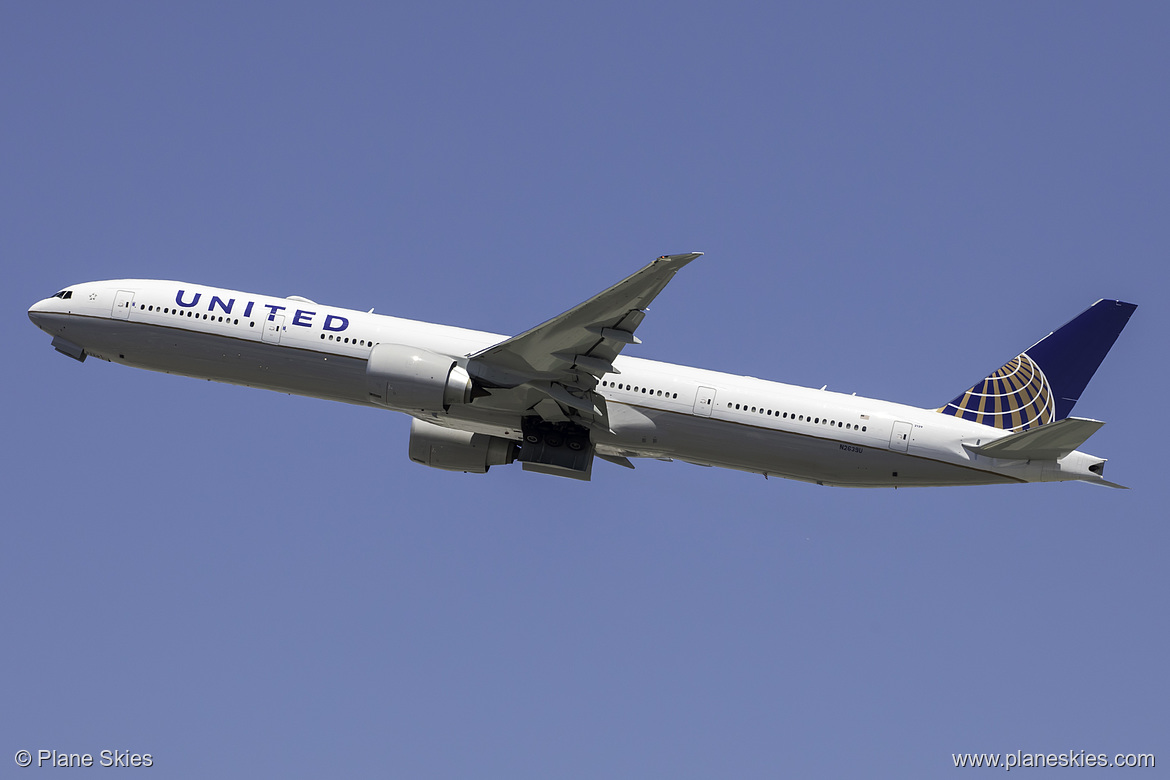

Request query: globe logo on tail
[{"left": 939, "top": 352, "right": 1054, "bottom": 432}]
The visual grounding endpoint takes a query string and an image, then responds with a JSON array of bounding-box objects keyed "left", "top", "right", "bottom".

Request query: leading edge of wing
[{"left": 467, "top": 252, "right": 702, "bottom": 389}]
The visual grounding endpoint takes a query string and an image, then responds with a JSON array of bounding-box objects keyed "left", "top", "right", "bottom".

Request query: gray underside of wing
[{"left": 465, "top": 252, "right": 702, "bottom": 422}]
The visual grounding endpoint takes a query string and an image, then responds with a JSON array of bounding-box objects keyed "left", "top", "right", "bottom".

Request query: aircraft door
[
  {"left": 262, "top": 314, "right": 285, "bottom": 344},
  {"left": 889, "top": 421, "right": 912, "bottom": 452},
  {"left": 693, "top": 386, "right": 716, "bottom": 417},
  {"left": 112, "top": 290, "right": 135, "bottom": 320}
]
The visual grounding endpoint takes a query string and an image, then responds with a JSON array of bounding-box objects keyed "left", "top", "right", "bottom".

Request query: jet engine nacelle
[
  {"left": 367, "top": 343, "right": 472, "bottom": 412},
  {"left": 408, "top": 418, "right": 518, "bottom": 474}
]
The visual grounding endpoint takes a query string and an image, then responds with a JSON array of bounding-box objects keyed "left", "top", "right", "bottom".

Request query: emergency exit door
[
  {"left": 112, "top": 290, "right": 134, "bottom": 319},
  {"left": 262, "top": 314, "right": 284, "bottom": 344},
  {"left": 889, "top": 421, "right": 912, "bottom": 452},
  {"left": 693, "top": 386, "right": 716, "bottom": 417}
]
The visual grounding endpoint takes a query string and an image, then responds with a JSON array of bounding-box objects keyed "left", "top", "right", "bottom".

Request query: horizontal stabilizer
[{"left": 965, "top": 417, "right": 1104, "bottom": 460}]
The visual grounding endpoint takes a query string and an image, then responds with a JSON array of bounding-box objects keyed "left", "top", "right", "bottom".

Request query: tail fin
[{"left": 938, "top": 299, "right": 1137, "bottom": 431}]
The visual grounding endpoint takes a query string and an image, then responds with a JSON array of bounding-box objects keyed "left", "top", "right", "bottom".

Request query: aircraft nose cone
[
  {"left": 28, "top": 297, "right": 59, "bottom": 332},
  {"left": 29, "top": 297, "right": 50, "bottom": 323}
]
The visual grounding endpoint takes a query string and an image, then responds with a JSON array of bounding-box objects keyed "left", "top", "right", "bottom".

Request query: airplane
[{"left": 28, "top": 253, "right": 1137, "bottom": 487}]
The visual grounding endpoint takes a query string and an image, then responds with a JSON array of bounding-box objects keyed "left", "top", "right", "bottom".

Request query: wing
[{"left": 467, "top": 252, "right": 702, "bottom": 423}]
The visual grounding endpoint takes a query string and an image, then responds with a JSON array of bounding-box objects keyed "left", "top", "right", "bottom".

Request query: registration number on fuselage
[{"left": 839, "top": 444, "right": 863, "bottom": 455}]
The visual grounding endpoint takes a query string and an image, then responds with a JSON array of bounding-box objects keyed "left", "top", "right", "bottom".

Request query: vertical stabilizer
[{"left": 938, "top": 299, "right": 1136, "bottom": 431}]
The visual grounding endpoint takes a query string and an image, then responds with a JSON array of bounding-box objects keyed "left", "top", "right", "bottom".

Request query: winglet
[
  {"left": 1088, "top": 478, "right": 1129, "bottom": 490},
  {"left": 657, "top": 252, "right": 703, "bottom": 266},
  {"left": 597, "top": 453, "right": 636, "bottom": 469}
]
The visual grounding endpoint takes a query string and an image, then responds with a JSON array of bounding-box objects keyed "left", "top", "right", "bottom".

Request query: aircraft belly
[
  {"left": 603, "top": 404, "right": 1016, "bottom": 487},
  {"left": 56, "top": 316, "right": 371, "bottom": 405}
]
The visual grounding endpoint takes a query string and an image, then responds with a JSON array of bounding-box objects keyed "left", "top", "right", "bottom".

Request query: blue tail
[{"left": 938, "top": 299, "right": 1137, "bottom": 431}]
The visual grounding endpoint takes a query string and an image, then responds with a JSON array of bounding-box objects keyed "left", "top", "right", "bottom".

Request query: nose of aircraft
[{"left": 28, "top": 296, "right": 56, "bottom": 331}]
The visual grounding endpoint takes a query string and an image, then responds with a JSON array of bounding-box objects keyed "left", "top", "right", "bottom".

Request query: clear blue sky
[{"left": 3, "top": 3, "right": 1166, "bottom": 777}]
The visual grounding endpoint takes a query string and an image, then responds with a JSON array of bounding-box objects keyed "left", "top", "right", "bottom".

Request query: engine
[
  {"left": 367, "top": 343, "right": 472, "bottom": 412},
  {"left": 408, "top": 418, "right": 518, "bottom": 473}
]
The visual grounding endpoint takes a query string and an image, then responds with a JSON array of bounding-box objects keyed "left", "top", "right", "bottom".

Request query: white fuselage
[{"left": 28, "top": 279, "right": 1111, "bottom": 487}]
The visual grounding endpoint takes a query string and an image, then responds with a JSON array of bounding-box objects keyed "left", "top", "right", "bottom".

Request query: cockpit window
[{"left": 53, "top": 290, "right": 73, "bottom": 299}]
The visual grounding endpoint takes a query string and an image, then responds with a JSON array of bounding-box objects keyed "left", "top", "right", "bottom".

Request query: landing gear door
[
  {"left": 889, "top": 420, "right": 912, "bottom": 452},
  {"left": 693, "top": 386, "right": 716, "bottom": 417},
  {"left": 262, "top": 314, "right": 285, "bottom": 344},
  {"left": 112, "top": 290, "right": 135, "bottom": 320}
]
